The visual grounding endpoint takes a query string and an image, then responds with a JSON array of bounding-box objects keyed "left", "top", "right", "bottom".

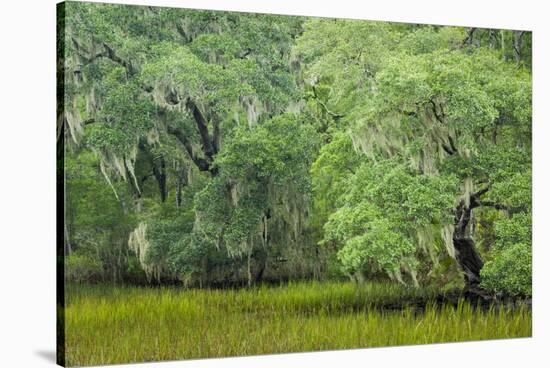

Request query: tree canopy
[{"left": 60, "top": 2, "right": 532, "bottom": 296}]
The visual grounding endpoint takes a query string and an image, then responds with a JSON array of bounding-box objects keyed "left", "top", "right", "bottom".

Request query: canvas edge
[{"left": 56, "top": 2, "right": 67, "bottom": 367}]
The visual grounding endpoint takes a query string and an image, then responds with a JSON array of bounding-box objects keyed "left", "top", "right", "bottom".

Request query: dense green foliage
[{"left": 60, "top": 3, "right": 532, "bottom": 297}]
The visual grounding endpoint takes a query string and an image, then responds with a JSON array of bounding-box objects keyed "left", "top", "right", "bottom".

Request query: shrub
[
  {"left": 480, "top": 243, "right": 532, "bottom": 296},
  {"left": 65, "top": 254, "right": 104, "bottom": 283}
]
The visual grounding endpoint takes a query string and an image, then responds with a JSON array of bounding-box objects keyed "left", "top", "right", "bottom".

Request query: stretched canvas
[{"left": 57, "top": 1, "right": 532, "bottom": 366}]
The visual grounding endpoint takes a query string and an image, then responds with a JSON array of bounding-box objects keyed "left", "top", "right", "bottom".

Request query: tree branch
[
  {"left": 429, "top": 99, "right": 446, "bottom": 124},
  {"left": 311, "top": 85, "right": 344, "bottom": 120},
  {"left": 463, "top": 27, "right": 477, "bottom": 46},
  {"left": 476, "top": 201, "right": 510, "bottom": 211},
  {"left": 185, "top": 98, "right": 216, "bottom": 159},
  {"left": 441, "top": 144, "right": 455, "bottom": 155},
  {"left": 166, "top": 125, "right": 213, "bottom": 173},
  {"left": 72, "top": 37, "right": 135, "bottom": 76},
  {"left": 472, "top": 186, "right": 490, "bottom": 200},
  {"left": 454, "top": 185, "right": 490, "bottom": 236}
]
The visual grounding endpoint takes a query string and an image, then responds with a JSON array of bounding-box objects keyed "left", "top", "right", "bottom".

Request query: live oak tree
[
  {"left": 60, "top": 2, "right": 318, "bottom": 284},
  {"left": 191, "top": 114, "right": 319, "bottom": 285},
  {"left": 62, "top": 2, "right": 301, "bottom": 182},
  {"left": 297, "top": 20, "right": 531, "bottom": 295},
  {"left": 60, "top": 2, "right": 532, "bottom": 296}
]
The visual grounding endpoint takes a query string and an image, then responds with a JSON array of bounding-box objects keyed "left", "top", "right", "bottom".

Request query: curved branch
[
  {"left": 185, "top": 98, "right": 217, "bottom": 158},
  {"left": 476, "top": 201, "right": 510, "bottom": 211},
  {"left": 311, "top": 85, "right": 344, "bottom": 120},
  {"left": 166, "top": 125, "right": 215, "bottom": 174},
  {"left": 72, "top": 37, "right": 135, "bottom": 76}
]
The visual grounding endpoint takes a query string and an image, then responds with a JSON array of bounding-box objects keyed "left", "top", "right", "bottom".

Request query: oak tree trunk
[
  {"left": 247, "top": 249, "right": 253, "bottom": 287},
  {"left": 453, "top": 236, "right": 483, "bottom": 287},
  {"left": 152, "top": 157, "right": 167, "bottom": 203},
  {"left": 453, "top": 199, "right": 485, "bottom": 297}
]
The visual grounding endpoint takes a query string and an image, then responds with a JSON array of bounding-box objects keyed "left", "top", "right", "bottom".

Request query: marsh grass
[{"left": 64, "top": 282, "right": 531, "bottom": 366}]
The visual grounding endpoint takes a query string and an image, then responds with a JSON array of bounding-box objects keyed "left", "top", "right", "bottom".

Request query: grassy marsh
[{"left": 63, "top": 282, "right": 531, "bottom": 366}]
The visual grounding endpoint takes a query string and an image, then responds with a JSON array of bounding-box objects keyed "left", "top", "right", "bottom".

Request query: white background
[{"left": 0, "top": 0, "right": 548, "bottom": 367}]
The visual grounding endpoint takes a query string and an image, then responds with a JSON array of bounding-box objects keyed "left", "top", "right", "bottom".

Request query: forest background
[{"left": 60, "top": 2, "right": 532, "bottom": 298}]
